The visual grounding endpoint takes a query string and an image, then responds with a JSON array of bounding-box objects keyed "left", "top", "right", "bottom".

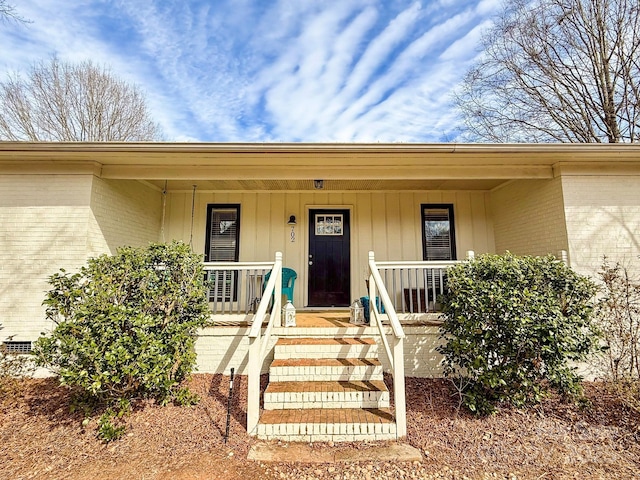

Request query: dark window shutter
[
  {"left": 208, "top": 208, "right": 239, "bottom": 262},
  {"left": 205, "top": 205, "right": 240, "bottom": 301},
  {"left": 422, "top": 205, "right": 456, "bottom": 261}
]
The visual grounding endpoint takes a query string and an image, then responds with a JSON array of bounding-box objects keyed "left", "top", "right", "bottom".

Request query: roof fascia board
[{"left": 2, "top": 141, "right": 640, "bottom": 154}]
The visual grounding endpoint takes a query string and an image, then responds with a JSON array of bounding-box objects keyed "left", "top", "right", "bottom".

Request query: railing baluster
[
  {"left": 422, "top": 268, "right": 429, "bottom": 312},
  {"left": 399, "top": 268, "right": 406, "bottom": 313},
  {"left": 212, "top": 271, "right": 219, "bottom": 314},
  {"left": 224, "top": 270, "right": 230, "bottom": 313},
  {"left": 228, "top": 270, "right": 233, "bottom": 313},
  {"left": 414, "top": 268, "right": 422, "bottom": 313},
  {"left": 430, "top": 269, "right": 436, "bottom": 311},
  {"left": 391, "top": 269, "right": 396, "bottom": 312}
]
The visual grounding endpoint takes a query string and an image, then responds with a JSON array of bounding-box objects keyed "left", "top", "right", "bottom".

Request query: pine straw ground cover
[{"left": 1, "top": 375, "right": 639, "bottom": 480}]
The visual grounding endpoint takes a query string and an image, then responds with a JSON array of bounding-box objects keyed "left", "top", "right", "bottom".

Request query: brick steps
[
  {"left": 256, "top": 334, "right": 396, "bottom": 442},
  {"left": 264, "top": 380, "right": 389, "bottom": 410},
  {"left": 269, "top": 357, "right": 382, "bottom": 382},
  {"left": 273, "top": 337, "right": 378, "bottom": 359},
  {"left": 256, "top": 408, "right": 396, "bottom": 442}
]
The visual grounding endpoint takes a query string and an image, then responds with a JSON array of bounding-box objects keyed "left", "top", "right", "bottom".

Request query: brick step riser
[
  {"left": 273, "top": 345, "right": 377, "bottom": 360},
  {"left": 264, "top": 391, "right": 390, "bottom": 410},
  {"left": 257, "top": 433, "right": 397, "bottom": 442},
  {"left": 256, "top": 423, "right": 397, "bottom": 442},
  {"left": 269, "top": 366, "right": 383, "bottom": 383}
]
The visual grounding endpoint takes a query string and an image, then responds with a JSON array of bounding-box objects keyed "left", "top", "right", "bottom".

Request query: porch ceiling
[{"left": 146, "top": 178, "right": 507, "bottom": 191}]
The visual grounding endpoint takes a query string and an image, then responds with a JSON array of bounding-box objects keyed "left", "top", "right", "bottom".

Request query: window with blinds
[
  {"left": 422, "top": 204, "right": 456, "bottom": 261},
  {"left": 205, "top": 205, "right": 240, "bottom": 301}
]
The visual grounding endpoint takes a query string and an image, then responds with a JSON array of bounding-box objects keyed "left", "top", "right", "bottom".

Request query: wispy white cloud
[{"left": 0, "top": 0, "right": 500, "bottom": 142}]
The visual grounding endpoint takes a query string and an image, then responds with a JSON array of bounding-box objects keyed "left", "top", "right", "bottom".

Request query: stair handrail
[
  {"left": 367, "top": 251, "right": 407, "bottom": 438},
  {"left": 368, "top": 253, "right": 405, "bottom": 339},
  {"left": 246, "top": 251, "right": 283, "bottom": 435}
]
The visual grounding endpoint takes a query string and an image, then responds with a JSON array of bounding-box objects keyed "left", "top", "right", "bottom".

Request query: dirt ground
[{"left": 1, "top": 374, "right": 639, "bottom": 480}]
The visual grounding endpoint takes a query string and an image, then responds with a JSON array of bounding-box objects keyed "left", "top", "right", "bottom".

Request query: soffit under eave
[
  {"left": 151, "top": 178, "right": 509, "bottom": 191},
  {"left": 99, "top": 164, "right": 554, "bottom": 181}
]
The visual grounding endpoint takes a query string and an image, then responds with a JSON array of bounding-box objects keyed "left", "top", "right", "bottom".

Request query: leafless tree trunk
[
  {"left": 0, "top": 56, "right": 163, "bottom": 141},
  {"left": 456, "top": 0, "right": 640, "bottom": 143}
]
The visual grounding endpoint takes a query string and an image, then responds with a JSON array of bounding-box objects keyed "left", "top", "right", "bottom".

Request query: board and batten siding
[{"left": 164, "top": 190, "right": 495, "bottom": 307}]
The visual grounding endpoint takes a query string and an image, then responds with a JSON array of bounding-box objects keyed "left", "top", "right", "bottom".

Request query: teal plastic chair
[{"left": 264, "top": 268, "right": 297, "bottom": 303}]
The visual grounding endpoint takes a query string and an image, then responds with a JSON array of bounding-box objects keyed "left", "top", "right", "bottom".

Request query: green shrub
[
  {"left": 438, "top": 253, "right": 599, "bottom": 415},
  {"left": 33, "top": 241, "right": 210, "bottom": 438}
]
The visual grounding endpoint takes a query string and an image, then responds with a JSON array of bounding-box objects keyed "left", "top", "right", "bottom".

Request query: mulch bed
[{"left": 1, "top": 375, "right": 639, "bottom": 480}]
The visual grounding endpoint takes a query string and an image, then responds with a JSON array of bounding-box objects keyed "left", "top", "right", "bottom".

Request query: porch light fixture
[
  {"left": 288, "top": 215, "right": 296, "bottom": 242},
  {"left": 314, "top": 179, "right": 324, "bottom": 189}
]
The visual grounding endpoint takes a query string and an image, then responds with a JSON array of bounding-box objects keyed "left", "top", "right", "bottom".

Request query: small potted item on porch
[{"left": 282, "top": 300, "right": 296, "bottom": 327}]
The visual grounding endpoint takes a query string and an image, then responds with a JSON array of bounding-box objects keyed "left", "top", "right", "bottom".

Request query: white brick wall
[
  {"left": 490, "top": 178, "right": 569, "bottom": 257},
  {"left": 88, "top": 178, "right": 162, "bottom": 256},
  {"left": 0, "top": 175, "right": 162, "bottom": 344},
  {"left": 562, "top": 175, "right": 640, "bottom": 278},
  {"left": 0, "top": 175, "right": 94, "bottom": 341}
]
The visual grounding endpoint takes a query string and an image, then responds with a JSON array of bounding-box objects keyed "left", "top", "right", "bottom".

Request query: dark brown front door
[{"left": 308, "top": 209, "right": 351, "bottom": 306}]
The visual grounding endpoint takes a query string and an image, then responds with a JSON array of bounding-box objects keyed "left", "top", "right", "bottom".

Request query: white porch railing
[
  {"left": 367, "top": 251, "right": 407, "bottom": 437},
  {"left": 367, "top": 250, "right": 473, "bottom": 438},
  {"left": 246, "top": 252, "right": 283, "bottom": 435},
  {"left": 371, "top": 253, "right": 472, "bottom": 314},
  {"left": 203, "top": 253, "right": 283, "bottom": 435},
  {"left": 202, "top": 260, "right": 275, "bottom": 318}
]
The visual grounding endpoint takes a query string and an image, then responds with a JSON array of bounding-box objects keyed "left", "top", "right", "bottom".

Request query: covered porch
[{"left": 111, "top": 143, "right": 507, "bottom": 440}]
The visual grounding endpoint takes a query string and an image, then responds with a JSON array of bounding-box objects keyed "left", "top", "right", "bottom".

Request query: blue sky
[{"left": 0, "top": 0, "right": 501, "bottom": 142}]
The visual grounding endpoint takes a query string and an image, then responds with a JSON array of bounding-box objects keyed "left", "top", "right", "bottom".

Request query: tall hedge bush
[
  {"left": 438, "top": 253, "right": 599, "bottom": 415},
  {"left": 33, "top": 242, "right": 210, "bottom": 438}
]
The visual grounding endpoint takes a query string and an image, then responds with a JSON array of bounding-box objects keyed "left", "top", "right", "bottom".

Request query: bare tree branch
[
  {"left": 0, "top": 1, "right": 29, "bottom": 24},
  {"left": 456, "top": 0, "right": 640, "bottom": 143},
  {"left": 0, "top": 56, "right": 163, "bottom": 141}
]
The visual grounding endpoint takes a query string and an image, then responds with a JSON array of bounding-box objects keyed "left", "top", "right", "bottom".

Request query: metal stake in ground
[{"left": 224, "top": 367, "right": 234, "bottom": 443}]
